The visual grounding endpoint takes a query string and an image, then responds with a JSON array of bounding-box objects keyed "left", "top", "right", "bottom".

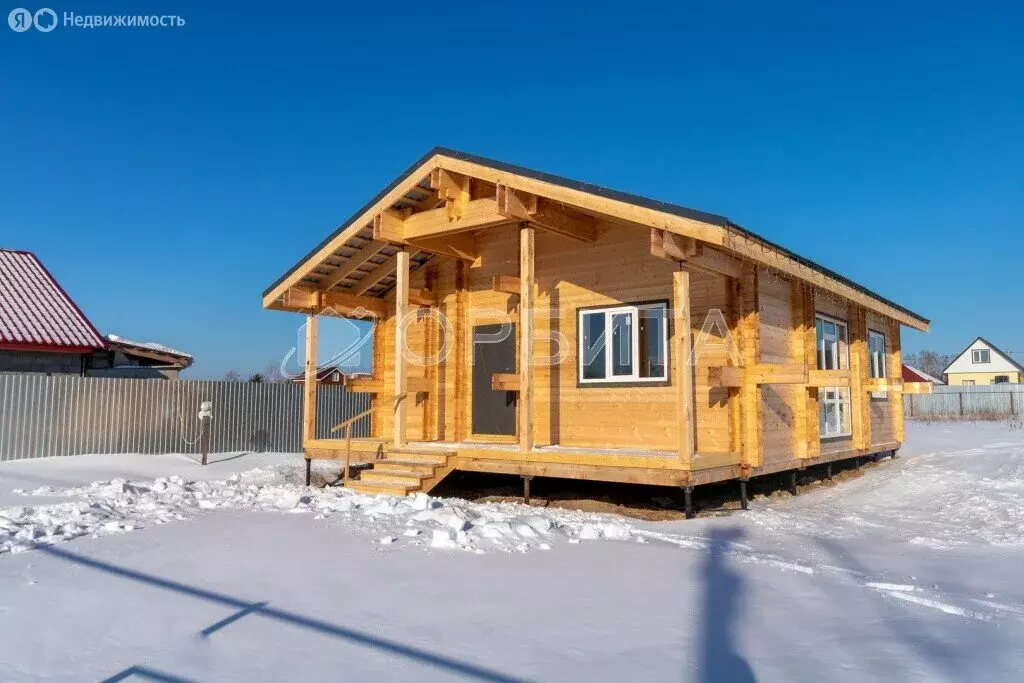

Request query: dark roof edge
[{"left": 263, "top": 146, "right": 929, "bottom": 327}]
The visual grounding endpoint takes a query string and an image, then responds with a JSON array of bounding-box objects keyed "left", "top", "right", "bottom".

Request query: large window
[
  {"left": 972, "top": 348, "right": 991, "bottom": 364},
  {"left": 816, "top": 314, "right": 851, "bottom": 438},
  {"left": 579, "top": 303, "right": 668, "bottom": 384}
]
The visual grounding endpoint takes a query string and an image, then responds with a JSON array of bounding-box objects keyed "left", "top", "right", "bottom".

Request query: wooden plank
[
  {"left": 491, "top": 373, "right": 520, "bottom": 391},
  {"left": 453, "top": 260, "right": 468, "bottom": 442},
  {"left": 492, "top": 274, "right": 521, "bottom": 295},
  {"left": 282, "top": 287, "right": 387, "bottom": 318},
  {"left": 891, "top": 318, "right": 906, "bottom": 442},
  {"left": 903, "top": 382, "right": 933, "bottom": 395},
  {"left": 519, "top": 225, "right": 535, "bottom": 454},
  {"left": 407, "top": 288, "right": 436, "bottom": 307},
  {"left": 803, "top": 286, "right": 821, "bottom": 458},
  {"left": 302, "top": 314, "right": 318, "bottom": 445},
  {"left": 373, "top": 211, "right": 406, "bottom": 243},
  {"left": 353, "top": 250, "right": 420, "bottom": 296},
  {"left": 707, "top": 365, "right": 744, "bottom": 388},
  {"left": 404, "top": 198, "right": 512, "bottom": 239},
  {"left": 345, "top": 378, "right": 384, "bottom": 393},
  {"left": 406, "top": 233, "right": 478, "bottom": 261},
  {"left": 685, "top": 245, "right": 742, "bottom": 279},
  {"left": 791, "top": 284, "right": 809, "bottom": 457},
  {"left": 807, "top": 369, "right": 851, "bottom": 387},
  {"left": 746, "top": 363, "right": 807, "bottom": 385},
  {"left": 497, "top": 185, "right": 597, "bottom": 242},
  {"left": 849, "top": 306, "right": 870, "bottom": 450},
  {"left": 738, "top": 264, "right": 762, "bottom": 468},
  {"left": 316, "top": 241, "right": 386, "bottom": 291},
  {"left": 674, "top": 267, "right": 695, "bottom": 467},
  {"left": 864, "top": 377, "right": 904, "bottom": 393},
  {"left": 393, "top": 249, "right": 409, "bottom": 448}
]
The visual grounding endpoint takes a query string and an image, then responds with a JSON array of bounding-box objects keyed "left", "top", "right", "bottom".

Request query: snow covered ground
[{"left": 1, "top": 422, "right": 1023, "bottom": 681}]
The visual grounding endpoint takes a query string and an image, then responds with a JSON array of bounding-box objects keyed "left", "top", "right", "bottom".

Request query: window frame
[
  {"left": 816, "top": 313, "right": 852, "bottom": 439},
  {"left": 577, "top": 300, "right": 670, "bottom": 387},
  {"left": 972, "top": 348, "right": 991, "bottom": 364}
]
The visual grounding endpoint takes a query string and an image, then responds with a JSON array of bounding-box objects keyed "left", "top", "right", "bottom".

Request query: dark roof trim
[
  {"left": 941, "top": 336, "right": 1024, "bottom": 374},
  {"left": 263, "top": 147, "right": 929, "bottom": 326}
]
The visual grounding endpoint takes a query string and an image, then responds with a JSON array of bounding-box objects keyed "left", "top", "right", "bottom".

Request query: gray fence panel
[
  {"left": 0, "top": 375, "right": 372, "bottom": 461},
  {"left": 905, "top": 383, "right": 1024, "bottom": 419}
]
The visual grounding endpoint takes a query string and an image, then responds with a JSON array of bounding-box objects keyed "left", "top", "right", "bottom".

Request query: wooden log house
[{"left": 262, "top": 148, "right": 931, "bottom": 503}]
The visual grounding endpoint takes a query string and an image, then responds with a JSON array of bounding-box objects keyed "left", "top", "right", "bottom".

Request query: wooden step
[
  {"left": 358, "top": 472, "right": 424, "bottom": 489},
  {"left": 384, "top": 449, "right": 450, "bottom": 465},
  {"left": 345, "top": 481, "right": 417, "bottom": 496},
  {"left": 373, "top": 460, "right": 438, "bottom": 476}
]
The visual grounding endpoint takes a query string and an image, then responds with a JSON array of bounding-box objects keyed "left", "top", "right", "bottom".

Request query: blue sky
[{"left": 1, "top": 1, "right": 1021, "bottom": 377}]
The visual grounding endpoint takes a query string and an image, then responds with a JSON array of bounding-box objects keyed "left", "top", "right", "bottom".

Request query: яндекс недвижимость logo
[{"left": 8, "top": 7, "right": 57, "bottom": 31}]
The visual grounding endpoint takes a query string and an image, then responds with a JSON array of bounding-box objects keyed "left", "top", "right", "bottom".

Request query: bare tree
[
  {"left": 904, "top": 350, "right": 952, "bottom": 378},
  {"left": 222, "top": 370, "right": 242, "bottom": 382}
]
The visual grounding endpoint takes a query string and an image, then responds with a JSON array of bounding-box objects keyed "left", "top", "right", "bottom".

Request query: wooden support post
[
  {"left": 674, "top": 267, "right": 695, "bottom": 466},
  {"left": 891, "top": 318, "right": 906, "bottom": 442},
  {"left": 803, "top": 287, "right": 821, "bottom": 458},
  {"left": 454, "top": 260, "right": 468, "bottom": 441},
  {"left": 305, "top": 458, "right": 311, "bottom": 487},
  {"left": 740, "top": 479, "right": 749, "bottom": 510},
  {"left": 683, "top": 486, "right": 694, "bottom": 520},
  {"left": 522, "top": 475, "right": 533, "bottom": 504},
  {"left": 849, "top": 306, "right": 871, "bottom": 450},
  {"left": 826, "top": 462, "right": 832, "bottom": 480},
  {"left": 738, "top": 264, "right": 762, "bottom": 469},
  {"left": 393, "top": 248, "right": 409, "bottom": 448},
  {"left": 789, "top": 470, "right": 798, "bottom": 496},
  {"left": 302, "top": 314, "right": 319, "bottom": 446},
  {"left": 519, "top": 224, "right": 535, "bottom": 455}
]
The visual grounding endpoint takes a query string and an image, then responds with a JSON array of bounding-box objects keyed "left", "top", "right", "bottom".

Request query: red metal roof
[{"left": 0, "top": 249, "right": 107, "bottom": 353}]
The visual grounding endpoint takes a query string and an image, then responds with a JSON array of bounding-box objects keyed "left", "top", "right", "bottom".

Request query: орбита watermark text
[{"left": 8, "top": 8, "right": 185, "bottom": 32}]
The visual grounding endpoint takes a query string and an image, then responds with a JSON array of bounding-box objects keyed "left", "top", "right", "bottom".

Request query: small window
[
  {"left": 868, "top": 331, "right": 886, "bottom": 379},
  {"left": 578, "top": 303, "right": 668, "bottom": 384},
  {"left": 332, "top": 372, "right": 341, "bottom": 382},
  {"left": 972, "top": 348, "right": 991, "bottom": 364},
  {"left": 994, "top": 375, "right": 1010, "bottom": 384},
  {"left": 963, "top": 380, "right": 976, "bottom": 386}
]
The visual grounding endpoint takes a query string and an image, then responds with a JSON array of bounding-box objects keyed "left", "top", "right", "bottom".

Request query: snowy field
[{"left": 1, "top": 422, "right": 1023, "bottom": 682}]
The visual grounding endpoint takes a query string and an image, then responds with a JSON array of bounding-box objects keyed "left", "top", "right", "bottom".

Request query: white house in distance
[{"left": 943, "top": 337, "right": 1024, "bottom": 385}]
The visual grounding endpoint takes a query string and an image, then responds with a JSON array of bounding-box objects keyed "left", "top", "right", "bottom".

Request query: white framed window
[
  {"left": 963, "top": 380, "right": 976, "bottom": 386},
  {"left": 816, "top": 314, "right": 851, "bottom": 438},
  {"left": 972, "top": 348, "right": 991, "bottom": 364},
  {"left": 994, "top": 375, "right": 1010, "bottom": 384},
  {"left": 579, "top": 302, "right": 668, "bottom": 384},
  {"left": 332, "top": 372, "right": 341, "bottom": 382},
  {"left": 868, "top": 330, "right": 886, "bottom": 379}
]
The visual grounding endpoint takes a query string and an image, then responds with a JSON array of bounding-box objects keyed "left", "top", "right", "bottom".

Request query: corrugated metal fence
[
  {"left": 905, "top": 384, "right": 1024, "bottom": 419},
  {"left": 0, "top": 375, "right": 372, "bottom": 461}
]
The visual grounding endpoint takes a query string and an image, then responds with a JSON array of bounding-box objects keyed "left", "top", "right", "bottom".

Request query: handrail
[{"left": 327, "top": 390, "right": 412, "bottom": 483}]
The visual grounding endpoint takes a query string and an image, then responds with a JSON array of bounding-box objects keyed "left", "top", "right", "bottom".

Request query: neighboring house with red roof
[
  {"left": 0, "top": 249, "right": 193, "bottom": 378},
  {"left": 901, "top": 364, "right": 944, "bottom": 385},
  {"left": 0, "top": 249, "right": 108, "bottom": 374}
]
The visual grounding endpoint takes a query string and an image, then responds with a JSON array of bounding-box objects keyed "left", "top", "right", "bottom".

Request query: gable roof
[
  {"left": 0, "top": 249, "right": 107, "bottom": 353},
  {"left": 262, "top": 147, "right": 930, "bottom": 330},
  {"left": 901, "top": 364, "right": 944, "bottom": 384},
  {"left": 942, "top": 336, "right": 1024, "bottom": 375}
]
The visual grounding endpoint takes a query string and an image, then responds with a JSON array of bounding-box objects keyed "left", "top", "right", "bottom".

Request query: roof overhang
[{"left": 262, "top": 147, "right": 930, "bottom": 332}]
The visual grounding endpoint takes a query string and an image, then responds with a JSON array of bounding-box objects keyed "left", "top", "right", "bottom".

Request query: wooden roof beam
[
  {"left": 651, "top": 229, "right": 742, "bottom": 279},
  {"left": 352, "top": 250, "right": 421, "bottom": 296},
  {"left": 496, "top": 185, "right": 597, "bottom": 242},
  {"left": 281, "top": 287, "right": 386, "bottom": 318},
  {"left": 317, "top": 239, "right": 387, "bottom": 291}
]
